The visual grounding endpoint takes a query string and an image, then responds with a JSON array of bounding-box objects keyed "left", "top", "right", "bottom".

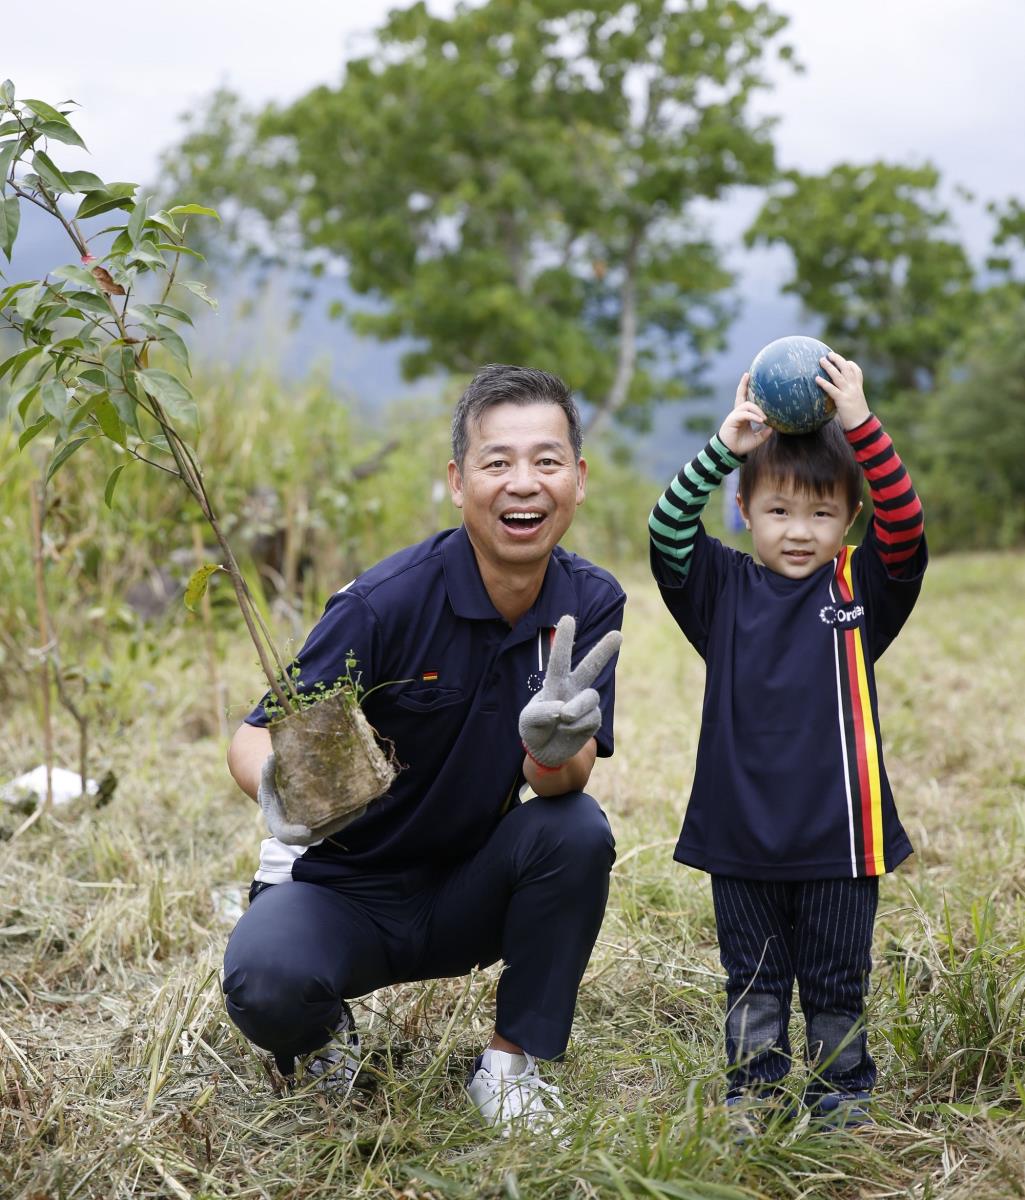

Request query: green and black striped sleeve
[{"left": 648, "top": 435, "right": 743, "bottom": 579}]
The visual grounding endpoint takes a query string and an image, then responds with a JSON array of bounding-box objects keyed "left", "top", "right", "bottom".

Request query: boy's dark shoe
[{"left": 807, "top": 1089, "right": 874, "bottom": 1131}]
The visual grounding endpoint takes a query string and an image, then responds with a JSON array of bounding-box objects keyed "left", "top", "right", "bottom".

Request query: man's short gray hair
[{"left": 451, "top": 364, "right": 583, "bottom": 468}]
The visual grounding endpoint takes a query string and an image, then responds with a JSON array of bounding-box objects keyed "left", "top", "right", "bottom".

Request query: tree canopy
[{"left": 162, "top": 0, "right": 795, "bottom": 430}]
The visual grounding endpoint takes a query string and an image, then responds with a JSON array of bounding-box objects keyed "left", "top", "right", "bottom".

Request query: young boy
[{"left": 648, "top": 351, "right": 926, "bottom": 1126}]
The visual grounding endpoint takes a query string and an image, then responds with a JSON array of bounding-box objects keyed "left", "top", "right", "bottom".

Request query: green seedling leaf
[
  {"left": 145, "top": 210, "right": 181, "bottom": 238},
  {"left": 178, "top": 280, "right": 218, "bottom": 310},
  {"left": 0, "top": 195, "right": 20, "bottom": 260},
  {"left": 94, "top": 395, "right": 127, "bottom": 445},
  {"left": 149, "top": 303, "right": 193, "bottom": 326},
  {"left": 127, "top": 193, "right": 148, "bottom": 245},
  {"left": 46, "top": 435, "right": 91, "bottom": 482},
  {"left": 0, "top": 280, "right": 38, "bottom": 308},
  {"left": 0, "top": 343, "right": 43, "bottom": 382},
  {"left": 9, "top": 380, "right": 43, "bottom": 419},
  {"left": 184, "top": 563, "right": 223, "bottom": 612},
  {"left": 155, "top": 242, "right": 204, "bottom": 260},
  {"left": 32, "top": 150, "right": 73, "bottom": 194},
  {"left": 22, "top": 98, "right": 70, "bottom": 124},
  {"left": 63, "top": 169, "right": 104, "bottom": 191},
  {"left": 36, "top": 120, "right": 86, "bottom": 149},
  {"left": 62, "top": 290, "right": 114, "bottom": 319},
  {"left": 19, "top": 413, "right": 52, "bottom": 449},
  {"left": 104, "top": 462, "right": 128, "bottom": 507},
  {"left": 52, "top": 263, "right": 102, "bottom": 288},
  {"left": 0, "top": 140, "right": 19, "bottom": 187},
  {"left": 168, "top": 204, "right": 220, "bottom": 220},
  {"left": 76, "top": 183, "right": 137, "bottom": 220},
  {"left": 152, "top": 324, "right": 190, "bottom": 370},
  {"left": 135, "top": 367, "right": 197, "bottom": 426},
  {"left": 40, "top": 378, "right": 72, "bottom": 419},
  {"left": 15, "top": 282, "right": 45, "bottom": 319}
]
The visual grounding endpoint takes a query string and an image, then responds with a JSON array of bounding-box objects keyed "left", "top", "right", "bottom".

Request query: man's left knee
[{"left": 512, "top": 790, "right": 616, "bottom": 870}]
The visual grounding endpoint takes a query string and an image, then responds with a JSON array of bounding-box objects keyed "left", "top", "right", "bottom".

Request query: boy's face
[{"left": 737, "top": 477, "right": 861, "bottom": 580}]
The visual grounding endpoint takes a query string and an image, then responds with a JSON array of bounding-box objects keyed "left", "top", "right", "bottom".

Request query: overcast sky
[{"left": 9, "top": 0, "right": 1025, "bottom": 437}]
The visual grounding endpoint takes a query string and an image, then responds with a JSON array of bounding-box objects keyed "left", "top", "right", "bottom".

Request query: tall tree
[
  {"left": 162, "top": 0, "right": 793, "bottom": 430},
  {"left": 746, "top": 162, "right": 976, "bottom": 397}
]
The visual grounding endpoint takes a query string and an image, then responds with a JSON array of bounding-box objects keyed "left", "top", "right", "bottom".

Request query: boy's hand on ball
[
  {"left": 815, "top": 352, "right": 871, "bottom": 430},
  {"left": 719, "top": 372, "right": 775, "bottom": 456}
]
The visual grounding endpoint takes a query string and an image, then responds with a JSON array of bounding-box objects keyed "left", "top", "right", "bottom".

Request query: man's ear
[
  {"left": 575, "top": 456, "right": 588, "bottom": 506},
  {"left": 845, "top": 500, "right": 864, "bottom": 535},
  {"left": 447, "top": 460, "right": 464, "bottom": 509},
  {"left": 736, "top": 491, "right": 752, "bottom": 531}
]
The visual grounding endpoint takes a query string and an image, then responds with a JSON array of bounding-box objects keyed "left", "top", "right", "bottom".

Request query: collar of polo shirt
[{"left": 441, "top": 526, "right": 578, "bottom": 631}]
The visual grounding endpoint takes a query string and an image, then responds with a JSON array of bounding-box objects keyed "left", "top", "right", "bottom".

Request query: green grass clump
[{"left": 1, "top": 553, "right": 1024, "bottom": 1198}]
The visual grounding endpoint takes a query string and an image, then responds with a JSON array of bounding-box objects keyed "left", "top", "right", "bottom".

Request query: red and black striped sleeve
[{"left": 845, "top": 414, "right": 924, "bottom": 575}]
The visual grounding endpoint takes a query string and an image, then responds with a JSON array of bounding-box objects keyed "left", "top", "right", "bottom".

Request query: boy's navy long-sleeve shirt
[{"left": 650, "top": 416, "right": 927, "bottom": 881}]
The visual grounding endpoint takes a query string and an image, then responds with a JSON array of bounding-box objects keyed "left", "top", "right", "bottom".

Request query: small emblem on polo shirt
[
  {"left": 421, "top": 670, "right": 439, "bottom": 681},
  {"left": 527, "top": 626, "right": 557, "bottom": 692}
]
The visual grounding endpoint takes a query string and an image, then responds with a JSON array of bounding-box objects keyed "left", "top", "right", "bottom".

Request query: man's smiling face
[{"left": 447, "top": 401, "right": 587, "bottom": 574}]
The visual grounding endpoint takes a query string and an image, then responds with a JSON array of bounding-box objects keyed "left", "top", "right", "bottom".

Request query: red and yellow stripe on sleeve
[{"left": 832, "top": 546, "right": 886, "bottom": 877}]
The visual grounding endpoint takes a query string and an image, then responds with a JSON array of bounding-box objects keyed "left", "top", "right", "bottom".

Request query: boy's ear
[
  {"left": 736, "top": 492, "right": 752, "bottom": 531},
  {"left": 845, "top": 500, "right": 864, "bottom": 534}
]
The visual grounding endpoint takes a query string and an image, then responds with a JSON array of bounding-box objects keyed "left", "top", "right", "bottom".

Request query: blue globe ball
[{"left": 747, "top": 335, "right": 836, "bottom": 434}]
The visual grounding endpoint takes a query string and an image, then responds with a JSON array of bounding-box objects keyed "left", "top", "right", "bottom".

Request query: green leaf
[
  {"left": 36, "top": 120, "right": 86, "bottom": 150},
  {"left": 152, "top": 324, "right": 190, "bottom": 369},
  {"left": 135, "top": 367, "right": 197, "bottom": 426},
  {"left": 168, "top": 204, "right": 220, "bottom": 220},
  {"left": 76, "top": 183, "right": 137, "bottom": 220},
  {"left": 127, "top": 193, "right": 148, "bottom": 245},
  {"left": 145, "top": 210, "right": 181, "bottom": 238},
  {"left": 0, "top": 195, "right": 19, "bottom": 260},
  {"left": 1, "top": 81, "right": 14, "bottom": 108},
  {"left": 149, "top": 302, "right": 194, "bottom": 326},
  {"left": 104, "top": 462, "right": 128, "bottom": 508},
  {"left": 0, "top": 140, "right": 19, "bottom": 188},
  {"left": 10, "top": 380, "right": 43, "bottom": 420},
  {"left": 178, "top": 280, "right": 218, "bottom": 310},
  {"left": 40, "top": 378, "right": 72, "bottom": 419},
  {"left": 0, "top": 343, "right": 42, "bottom": 382},
  {"left": 19, "top": 413, "right": 52, "bottom": 449},
  {"left": 52, "top": 263, "right": 101, "bottom": 288},
  {"left": 63, "top": 169, "right": 105, "bottom": 192},
  {"left": 15, "top": 282, "right": 44, "bottom": 319},
  {"left": 0, "top": 280, "right": 39, "bottom": 308},
  {"left": 62, "top": 289, "right": 114, "bottom": 319},
  {"left": 184, "top": 563, "right": 222, "bottom": 612},
  {"left": 94, "top": 395, "right": 127, "bottom": 446},
  {"left": 32, "top": 150, "right": 73, "bottom": 194},
  {"left": 22, "top": 98, "right": 70, "bottom": 124},
  {"left": 154, "top": 242, "right": 204, "bottom": 260},
  {"left": 46, "top": 435, "right": 91, "bottom": 482}
]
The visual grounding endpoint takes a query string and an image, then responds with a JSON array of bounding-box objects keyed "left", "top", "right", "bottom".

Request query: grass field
[{"left": 2, "top": 552, "right": 1024, "bottom": 1199}]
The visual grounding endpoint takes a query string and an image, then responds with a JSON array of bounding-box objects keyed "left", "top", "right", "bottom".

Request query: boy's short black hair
[{"left": 738, "top": 418, "right": 862, "bottom": 516}]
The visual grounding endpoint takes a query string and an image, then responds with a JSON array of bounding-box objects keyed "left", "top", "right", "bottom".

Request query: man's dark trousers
[
  {"left": 711, "top": 875, "right": 879, "bottom": 1099},
  {"left": 223, "top": 791, "right": 615, "bottom": 1070}
]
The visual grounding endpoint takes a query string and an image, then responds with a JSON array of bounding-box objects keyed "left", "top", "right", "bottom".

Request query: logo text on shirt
[{"left": 819, "top": 602, "right": 866, "bottom": 628}]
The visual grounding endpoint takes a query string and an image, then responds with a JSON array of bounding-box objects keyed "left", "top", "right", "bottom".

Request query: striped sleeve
[
  {"left": 649, "top": 434, "right": 743, "bottom": 579},
  {"left": 845, "top": 414, "right": 924, "bottom": 575}
]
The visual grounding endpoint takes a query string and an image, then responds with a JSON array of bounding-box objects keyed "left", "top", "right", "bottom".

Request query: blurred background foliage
[{"left": 3, "top": 0, "right": 1025, "bottom": 707}]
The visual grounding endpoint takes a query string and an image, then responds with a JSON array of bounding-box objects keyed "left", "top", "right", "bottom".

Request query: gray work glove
[
  {"left": 257, "top": 753, "right": 367, "bottom": 846},
  {"left": 518, "top": 614, "right": 623, "bottom": 769}
]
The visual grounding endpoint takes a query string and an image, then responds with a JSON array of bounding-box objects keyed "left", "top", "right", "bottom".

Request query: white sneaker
[
  {"left": 296, "top": 1001, "right": 362, "bottom": 1095},
  {"left": 467, "top": 1049, "right": 564, "bottom": 1134}
]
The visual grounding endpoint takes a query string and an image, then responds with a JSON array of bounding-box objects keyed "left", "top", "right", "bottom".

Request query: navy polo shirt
[
  {"left": 652, "top": 521, "right": 927, "bottom": 881},
  {"left": 247, "top": 525, "right": 625, "bottom": 880}
]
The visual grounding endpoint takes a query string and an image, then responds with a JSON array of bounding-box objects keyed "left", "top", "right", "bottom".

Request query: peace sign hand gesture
[{"left": 518, "top": 614, "right": 623, "bottom": 769}]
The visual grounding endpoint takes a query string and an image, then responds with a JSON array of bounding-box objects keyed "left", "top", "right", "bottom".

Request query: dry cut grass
[{"left": 1, "top": 552, "right": 1024, "bottom": 1199}]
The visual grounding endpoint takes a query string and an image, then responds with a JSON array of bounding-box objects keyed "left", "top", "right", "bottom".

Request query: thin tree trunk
[{"left": 585, "top": 234, "right": 640, "bottom": 438}]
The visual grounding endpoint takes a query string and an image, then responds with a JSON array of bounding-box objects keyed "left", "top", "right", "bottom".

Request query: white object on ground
[{"left": 0, "top": 765, "right": 98, "bottom": 807}]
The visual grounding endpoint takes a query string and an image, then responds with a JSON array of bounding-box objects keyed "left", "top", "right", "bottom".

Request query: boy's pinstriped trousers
[{"left": 710, "top": 875, "right": 879, "bottom": 1098}]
